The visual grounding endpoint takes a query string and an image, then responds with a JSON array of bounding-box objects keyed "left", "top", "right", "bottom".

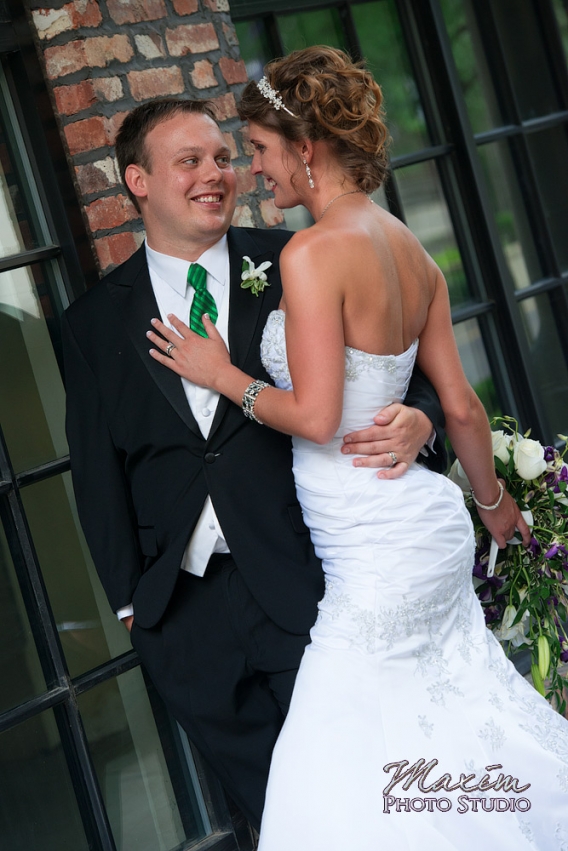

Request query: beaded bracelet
[
  {"left": 242, "top": 380, "right": 269, "bottom": 424},
  {"left": 471, "top": 480, "right": 504, "bottom": 511}
]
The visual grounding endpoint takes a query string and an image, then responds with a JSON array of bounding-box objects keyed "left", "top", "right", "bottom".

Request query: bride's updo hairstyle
[{"left": 238, "top": 46, "right": 389, "bottom": 193}]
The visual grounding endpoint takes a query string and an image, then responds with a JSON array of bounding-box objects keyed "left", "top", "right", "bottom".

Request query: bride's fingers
[
  {"left": 377, "top": 460, "right": 409, "bottom": 481},
  {"left": 167, "top": 314, "right": 190, "bottom": 336},
  {"left": 146, "top": 328, "right": 178, "bottom": 353},
  {"left": 150, "top": 317, "right": 185, "bottom": 344}
]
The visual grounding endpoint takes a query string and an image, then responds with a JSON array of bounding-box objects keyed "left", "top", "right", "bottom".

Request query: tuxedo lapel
[
  {"left": 208, "top": 227, "right": 277, "bottom": 438},
  {"left": 107, "top": 246, "right": 202, "bottom": 438}
]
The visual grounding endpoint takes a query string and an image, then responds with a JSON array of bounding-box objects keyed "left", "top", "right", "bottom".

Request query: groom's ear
[{"left": 125, "top": 163, "right": 149, "bottom": 202}]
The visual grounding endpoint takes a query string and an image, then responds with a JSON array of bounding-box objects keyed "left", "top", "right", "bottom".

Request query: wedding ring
[
  {"left": 166, "top": 343, "right": 175, "bottom": 357},
  {"left": 387, "top": 451, "right": 397, "bottom": 468}
]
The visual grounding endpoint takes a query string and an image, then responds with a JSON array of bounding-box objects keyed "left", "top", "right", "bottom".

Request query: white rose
[
  {"left": 491, "top": 430, "right": 512, "bottom": 464},
  {"left": 513, "top": 438, "right": 547, "bottom": 481},
  {"left": 447, "top": 458, "right": 471, "bottom": 492}
]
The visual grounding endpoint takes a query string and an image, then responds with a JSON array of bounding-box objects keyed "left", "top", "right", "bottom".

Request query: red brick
[
  {"left": 190, "top": 59, "right": 216, "bottom": 89},
  {"left": 231, "top": 205, "right": 254, "bottom": 228},
  {"left": 105, "top": 111, "right": 129, "bottom": 145},
  {"left": 239, "top": 126, "right": 254, "bottom": 157},
  {"left": 93, "top": 77, "right": 124, "bottom": 102},
  {"left": 128, "top": 66, "right": 184, "bottom": 101},
  {"left": 134, "top": 33, "right": 165, "bottom": 59},
  {"left": 86, "top": 193, "right": 139, "bottom": 231},
  {"left": 210, "top": 92, "right": 237, "bottom": 121},
  {"left": 107, "top": 0, "right": 166, "bottom": 25},
  {"left": 32, "top": 7, "right": 73, "bottom": 40},
  {"left": 203, "top": 0, "right": 229, "bottom": 10},
  {"left": 64, "top": 116, "right": 108, "bottom": 155},
  {"left": 222, "top": 22, "right": 240, "bottom": 48},
  {"left": 69, "top": 0, "right": 102, "bottom": 28},
  {"left": 75, "top": 157, "right": 119, "bottom": 195},
  {"left": 54, "top": 80, "right": 96, "bottom": 115},
  {"left": 44, "top": 41, "right": 87, "bottom": 79},
  {"left": 235, "top": 165, "right": 256, "bottom": 195},
  {"left": 84, "top": 34, "right": 133, "bottom": 67},
  {"left": 219, "top": 56, "right": 247, "bottom": 85},
  {"left": 165, "top": 23, "right": 219, "bottom": 56},
  {"left": 95, "top": 230, "right": 140, "bottom": 270},
  {"left": 172, "top": 0, "right": 198, "bottom": 13},
  {"left": 260, "top": 198, "right": 284, "bottom": 227},
  {"left": 222, "top": 131, "right": 238, "bottom": 160}
]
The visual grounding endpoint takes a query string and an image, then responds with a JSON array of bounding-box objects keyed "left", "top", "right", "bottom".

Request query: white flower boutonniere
[{"left": 241, "top": 255, "right": 272, "bottom": 297}]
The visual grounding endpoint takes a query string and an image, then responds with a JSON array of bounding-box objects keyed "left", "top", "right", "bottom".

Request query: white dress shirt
[{"left": 116, "top": 237, "right": 231, "bottom": 620}]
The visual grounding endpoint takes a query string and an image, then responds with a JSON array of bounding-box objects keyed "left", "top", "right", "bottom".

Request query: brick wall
[{"left": 26, "top": 0, "right": 284, "bottom": 274}]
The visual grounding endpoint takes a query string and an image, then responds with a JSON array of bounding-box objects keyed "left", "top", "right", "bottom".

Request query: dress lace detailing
[{"left": 260, "top": 309, "right": 418, "bottom": 387}]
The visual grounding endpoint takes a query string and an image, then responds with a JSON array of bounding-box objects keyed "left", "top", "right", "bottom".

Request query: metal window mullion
[
  {"left": 337, "top": 2, "right": 362, "bottom": 61},
  {"left": 533, "top": 0, "right": 568, "bottom": 108},
  {"left": 264, "top": 11, "right": 286, "bottom": 57},
  {"left": 469, "top": 0, "right": 521, "bottom": 127}
]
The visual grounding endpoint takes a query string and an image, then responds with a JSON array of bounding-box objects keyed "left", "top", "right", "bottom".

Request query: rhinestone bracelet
[
  {"left": 471, "top": 480, "right": 504, "bottom": 511},
  {"left": 242, "top": 380, "right": 270, "bottom": 424}
]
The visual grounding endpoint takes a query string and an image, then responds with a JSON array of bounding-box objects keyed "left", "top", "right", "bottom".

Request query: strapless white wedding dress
[{"left": 258, "top": 309, "right": 568, "bottom": 851}]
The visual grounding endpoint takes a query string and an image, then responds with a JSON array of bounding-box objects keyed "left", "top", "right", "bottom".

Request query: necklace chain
[{"left": 319, "top": 189, "right": 364, "bottom": 220}]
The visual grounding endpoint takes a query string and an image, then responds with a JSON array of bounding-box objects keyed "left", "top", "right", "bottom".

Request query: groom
[{"left": 62, "top": 98, "right": 446, "bottom": 829}]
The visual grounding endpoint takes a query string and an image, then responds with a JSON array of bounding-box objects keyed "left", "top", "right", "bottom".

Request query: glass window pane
[
  {"left": 453, "top": 318, "right": 501, "bottom": 419},
  {"left": 492, "top": 0, "right": 561, "bottom": 121},
  {"left": 395, "top": 159, "right": 473, "bottom": 307},
  {"left": 553, "top": 0, "right": 568, "bottom": 65},
  {"left": 519, "top": 294, "right": 568, "bottom": 436},
  {"left": 0, "top": 514, "right": 46, "bottom": 712},
  {"left": 477, "top": 140, "right": 542, "bottom": 289},
  {"left": 20, "top": 472, "right": 131, "bottom": 678},
  {"left": 277, "top": 9, "right": 345, "bottom": 54},
  {"left": 0, "top": 709, "right": 89, "bottom": 851},
  {"left": 526, "top": 125, "right": 568, "bottom": 273},
  {"left": 0, "top": 66, "right": 51, "bottom": 257},
  {"left": 79, "top": 667, "right": 209, "bottom": 851},
  {"left": 440, "top": 0, "right": 503, "bottom": 133},
  {"left": 0, "top": 261, "right": 68, "bottom": 472},
  {"left": 235, "top": 20, "right": 273, "bottom": 82},
  {"left": 353, "top": 0, "right": 431, "bottom": 155}
]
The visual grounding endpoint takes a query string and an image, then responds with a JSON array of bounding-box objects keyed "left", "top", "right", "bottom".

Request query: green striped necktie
[{"left": 188, "top": 262, "right": 218, "bottom": 337}]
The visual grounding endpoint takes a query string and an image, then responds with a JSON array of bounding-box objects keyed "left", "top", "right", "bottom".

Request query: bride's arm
[
  {"left": 148, "top": 235, "right": 346, "bottom": 444},
  {"left": 417, "top": 264, "right": 530, "bottom": 547}
]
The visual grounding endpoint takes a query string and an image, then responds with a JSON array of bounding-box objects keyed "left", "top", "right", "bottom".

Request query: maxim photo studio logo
[{"left": 382, "top": 758, "right": 531, "bottom": 814}]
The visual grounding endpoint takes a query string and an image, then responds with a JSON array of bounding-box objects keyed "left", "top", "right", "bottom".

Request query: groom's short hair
[{"left": 116, "top": 99, "right": 218, "bottom": 207}]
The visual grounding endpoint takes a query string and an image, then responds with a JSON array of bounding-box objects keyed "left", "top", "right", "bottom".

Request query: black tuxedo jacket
[{"left": 62, "top": 226, "right": 446, "bottom": 632}]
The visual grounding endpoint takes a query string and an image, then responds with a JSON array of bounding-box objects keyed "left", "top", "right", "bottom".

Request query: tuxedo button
[
  {"left": 202, "top": 407, "right": 211, "bottom": 417},
  {"left": 204, "top": 452, "right": 216, "bottom": 464}
]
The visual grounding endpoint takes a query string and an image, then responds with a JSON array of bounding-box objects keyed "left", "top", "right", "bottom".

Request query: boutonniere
[{"left": 241, "top": 255, "right": 272, "bottom": 297}]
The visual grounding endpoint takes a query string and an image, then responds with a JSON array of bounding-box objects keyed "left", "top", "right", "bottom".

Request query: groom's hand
[{"left": 341, "top": 404, "right": 433, "bottom": 480}]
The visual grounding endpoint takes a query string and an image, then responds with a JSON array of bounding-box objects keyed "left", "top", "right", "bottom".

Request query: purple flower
[
  {"left": 528, "top": 536, "right": 541, "bottom": 556},
  {"left": 545, "top": 544, "right": 559, "bottom": 559},
  {"left": 561, "top": 649, "right": 568, "bottom": 663},
  {"left": 544, "top": 446, "right": 556, "bottom": 462}
]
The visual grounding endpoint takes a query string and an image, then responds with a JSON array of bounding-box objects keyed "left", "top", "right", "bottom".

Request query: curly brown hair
[{"left": 238, "top": 46, "right": 390, "bottom": 193}]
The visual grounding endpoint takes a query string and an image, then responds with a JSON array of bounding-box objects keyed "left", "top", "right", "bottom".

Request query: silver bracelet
[
  {"left": 471, "top": 480, "right": 504, "bottom": 511},
  {"left": 242, "top": 380, "right": 269, "bottom": 424}
]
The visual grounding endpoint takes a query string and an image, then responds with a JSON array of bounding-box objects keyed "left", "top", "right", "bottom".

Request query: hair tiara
[{"left": 256, "top": 76, "right": 296, "bottom": 117}]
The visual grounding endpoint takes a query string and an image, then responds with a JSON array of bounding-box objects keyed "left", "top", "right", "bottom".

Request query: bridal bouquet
[{"left": 449, "top": 417, "right": 568, "bottom": 712}]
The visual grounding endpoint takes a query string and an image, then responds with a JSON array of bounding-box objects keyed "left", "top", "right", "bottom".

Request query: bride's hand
[
  {"left": 147, "top": 314, "right": 230, "bottom": 388},
  {"left": 477, "top": 482, "right": 531, "bottom": 548}
]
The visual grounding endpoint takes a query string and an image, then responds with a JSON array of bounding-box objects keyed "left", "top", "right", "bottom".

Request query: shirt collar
[{"left": 145, "top": 234, "right": 229, "bottom": 296}]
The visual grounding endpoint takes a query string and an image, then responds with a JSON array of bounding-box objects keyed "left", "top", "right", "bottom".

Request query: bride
[{"left": 148, "top": 46, "right": 568, "bottom": 850}]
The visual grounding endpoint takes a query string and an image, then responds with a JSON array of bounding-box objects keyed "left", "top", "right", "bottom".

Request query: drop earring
[{"left": 303, "top": 158, "right": 315, "bottom": 189}]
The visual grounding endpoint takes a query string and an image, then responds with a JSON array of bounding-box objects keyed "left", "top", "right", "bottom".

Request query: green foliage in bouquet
[{"left": 450, "top": 417, "right": 568, "bottom": 713}]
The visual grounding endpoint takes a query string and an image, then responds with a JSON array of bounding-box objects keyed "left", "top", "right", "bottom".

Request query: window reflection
[
  {"left": 21, "top": 472, "right": 131, "bottom": 677},
  {"left": 395, "top": 159, "right": 472, "bottom": 307},
  {"left": 440, "top": 0, "right": 503, "bottom": 133},
  {"left": 526, "top": 126, "right": 568, "bottom": 274},
  {"left": 354, "top": 0, "right": 431, "bottom": 155},
  {"left": 453, "top": 319, "right": 500, "bottom": 419},
  {"left": 477, "top": 141, "right": 541, "bottom": 289},
  {"left": 0, "top": 709, "right": 89, "bottom": 851},
  {"left": 0, "top": 262, "right": 68, "bottom": 472},
  {"left": 234, "top": 19, "right": 272, "bottom": 82},
  {"left": 519, "top": 295, "right": 568, "bottom": 436},
  {"left": 0, "top": 515, "right": 46, "bottom": 713},
  {"left": 277, "top": 8, "right": 345, "bottom": 54},
  {"left": 79, "top": 667, "right": 209, "bottom": 851}
]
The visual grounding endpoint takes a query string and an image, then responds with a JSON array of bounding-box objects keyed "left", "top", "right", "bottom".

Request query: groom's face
[{"left": 127, "top": 111, "right": 237, "bottom": 259}]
